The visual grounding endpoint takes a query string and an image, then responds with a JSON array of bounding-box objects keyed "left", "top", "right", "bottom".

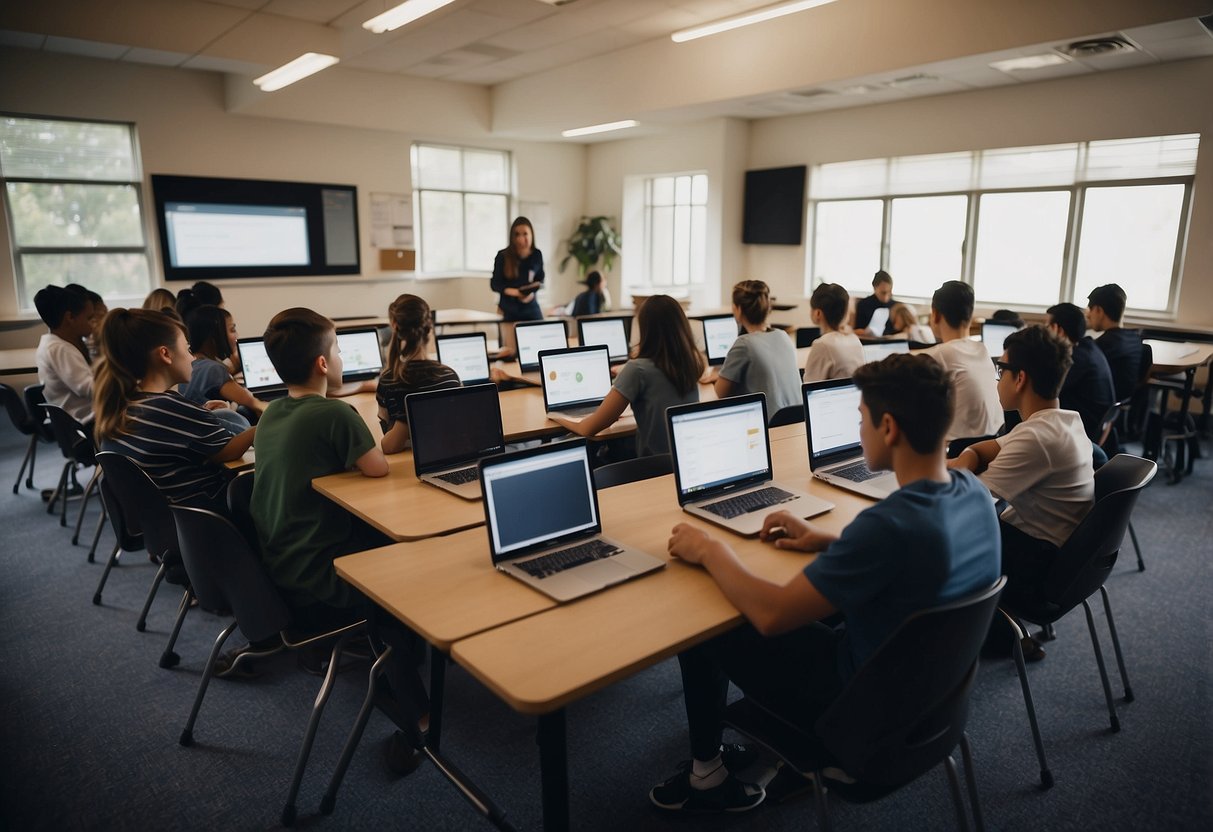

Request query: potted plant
[{"left": 559, "top": 215, "right": 621, "bottom": 276}]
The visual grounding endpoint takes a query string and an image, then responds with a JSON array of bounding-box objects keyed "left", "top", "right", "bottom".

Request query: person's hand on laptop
[
  {"left": 759, "top": 511, "right": 837, "bottom": 552},
  {"left": 667, "top": 523, "right": 729, "bottom": 566}
]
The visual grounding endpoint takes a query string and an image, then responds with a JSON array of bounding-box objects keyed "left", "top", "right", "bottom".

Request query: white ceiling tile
[
  {"left": 263, "top": 0, "right": 364, "bottom": 25},
  {"left": 1124, "top": 18, "right": 1211, "bottom": 44},
  {"left": 204, "top": 0, "right": 268, "bottom": 10},
  {"left": 121, "top": 46, "right": 190, "bottom": 66},
  {"left": 181, "top": 54, "right": 268, "bottom": 74},
  {"left": 1144, "top": 36, "right": 1213, "bottom": 60},
  {"left": 475, "top": 26, "right": 640, "bottom": 80},
  {"left": 346, "top": 8, "right": 512, "bottom": 71},
  {"left": 480, "top": 0, "right": 651, "bottom": 51},
  {"left": 203, "top": 11, "right": 340, "bottom": 67},
  {"left": 467, "top": 0, "right": 560, "bottom": 24},
  {"left": 0, "top": 29, "right": 45, "bottom": 49},
  {"left": 43, "top": 35, "right": 128, "bottom": 59},
  {"left": 1073, "top": 50, "right": 1158, "bottom": 71},
  {"left": 445, "top": 64, "right": 521, "bottom": 84}
]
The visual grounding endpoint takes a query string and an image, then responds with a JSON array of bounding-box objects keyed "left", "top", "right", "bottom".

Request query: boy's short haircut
[
  {"left": 1004, "top": 325, "right": 1073, "bottom": 400},
  {"left": 264, "top": 307, "right": 335, "bottom": 385},
  {"left": 853, "top": 354, "right": 953, "bottom": 454},
  {"left": 810, "top": 282, "right": 850, "bottom": 329},
  {"left": 1045, "top": 303, "right": 1086, "bottom": 343},
  {"left": 1086, "top": 283, "right": 1127, "bottom": 322},
  {"left": 33, "top": 285, "right": 87, "bottom": 329},
  {"left": 872, "top": 270, "right": 893, "bottom": 288},
  {"left": 931, "top": 280, "right": 975, "bottom": 330},
  {"left": 990, "top": 308, "right": 1024, "bottom": 329},
  {"left": 65, "top": 284, "right": 104, "bottom": 306}
]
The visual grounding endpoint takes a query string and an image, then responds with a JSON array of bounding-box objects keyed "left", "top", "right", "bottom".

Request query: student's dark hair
[
  {"left": 385, "top": 294, "right": 435, "bottom": 382},
  {"left": 872, "top": 269, "right": 893, "bottom": 288},
  {"left": 1046, "top": 303, "right": 1086, "bottom": 343},
  {"left": 732, "top": 279, "right": 771, "bottom": 326},
  {"left": 853, "top": 354, "right": 953, "bottom": 455},
  {"left": 1087, "top": 283, "right": 1127, "bottom": 322},
  {"left": 584, "top": 270, "right": 604, "bottom": 290},
  {"left": 65, "top": 284, "right": 104, "bottom": 306},
  {"left": 191, "top": 281, "right": 223, "bottom": 307},
  {"left": 502, "top": 216, "right": 536, "bottom": 280},
  {"left": 33, "top": 285, "right": 87, "bottom": 329},
  {"left": 1003, "top": 325, "right": 1073, "bottom": 400},
  {"left": 635, "top": 295, "right": 706, "bottom": 395},
  {"left": 931, "top": 280, "right": 975, "bottom": 329},
  {"left": 990, "top": 308, "right": 1024, "bottom": 329},
  {"left": 186, "top": 304, "right": 234, "bottom": 362},
  {"left": 810, "top": 282, "right": 850, "bottom": 329},
  {"left": 263, "top": 307, "right": 334, "bottom": 385},
  {"left": 94, "top": 308, "right": 187, "bottom": 442},
  {"left": 142, "top": 288, "right": 177, "bottom": 313}
]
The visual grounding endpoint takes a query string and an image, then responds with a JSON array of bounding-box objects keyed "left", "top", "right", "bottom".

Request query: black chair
[
  {"left": 592, "top": 453, "right": 672, "bottom": 489},
  {"left": 39, "top": 404, "right": 100, "bottom": 540},
  {"left": 2, "top": 382, "right": 52, "bottom": 494},
  {"left": 1096, "top": 402, "right": 1144, "bottom": 571},
  {"left": 769, "top": 404, "right": 805, "bottom": 428},
  {"left": 724, "top": 577, "right": 1006, "bottom": 831},
  {"left": 1000, "top": 454, "right": 1156, "bottom": 790},
  {"left": 946, "top": 434, "right": 996, "bottom": 459}
]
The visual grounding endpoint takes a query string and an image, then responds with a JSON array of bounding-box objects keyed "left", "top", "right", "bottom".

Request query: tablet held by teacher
[{"left": 492, "top": 216, "right": 544, "bottom": 323}]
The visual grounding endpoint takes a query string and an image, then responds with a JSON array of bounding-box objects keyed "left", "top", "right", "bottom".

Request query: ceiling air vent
[
  {"left": 789, "top": 88, "right": 836, "bottom": 99},
  {"left": 1061, "top": 36, "right": 1136, "bottom": 58}
]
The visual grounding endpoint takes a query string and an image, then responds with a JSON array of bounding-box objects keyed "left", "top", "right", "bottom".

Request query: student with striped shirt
[
  {"left": 94, "top": 308, "right": 255, "bottom": 512},
  {"left": 376, "top": 294, "right": 460, "bottom": 454}
]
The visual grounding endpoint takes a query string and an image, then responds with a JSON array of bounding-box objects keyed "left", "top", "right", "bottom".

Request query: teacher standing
[{"left": 491, "top": 216, "right": 544, "bottom": 322}]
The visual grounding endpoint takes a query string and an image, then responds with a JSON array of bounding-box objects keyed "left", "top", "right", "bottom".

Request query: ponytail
[
  {"left": 732, "top": 279, "right": 771, "bottom": 326},
  {"left": 94, "top": 308, "right": 186, "bottom": 441},
  {"left": 385, "top": 294, "right": 433, "bottom": 382}
]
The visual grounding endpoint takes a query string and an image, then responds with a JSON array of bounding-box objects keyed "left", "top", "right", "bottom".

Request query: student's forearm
[
  {"left": 699, "top": 542, "right": 796, "bottom": 636},
  {"left": 212, "top": 427, "right": 255, "bottom": 462}
]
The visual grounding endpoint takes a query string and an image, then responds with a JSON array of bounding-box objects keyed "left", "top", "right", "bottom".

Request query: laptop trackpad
[{"left": 573, "top": 557, "right": 636, "bottom": 583}]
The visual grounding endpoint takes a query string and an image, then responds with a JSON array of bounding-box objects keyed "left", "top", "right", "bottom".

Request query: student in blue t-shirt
[{"left": 649, "top": 353, "right": 1002, "bottom": 814}]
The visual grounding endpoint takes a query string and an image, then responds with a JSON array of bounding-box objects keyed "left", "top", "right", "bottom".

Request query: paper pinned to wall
[{"left": 370, "top": 192, "right": 413, "bottom": 248}]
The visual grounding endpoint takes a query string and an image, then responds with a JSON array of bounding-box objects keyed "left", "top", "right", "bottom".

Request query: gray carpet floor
[{"left": 0, "top": 423, "right": 1210, "bottom": 831}]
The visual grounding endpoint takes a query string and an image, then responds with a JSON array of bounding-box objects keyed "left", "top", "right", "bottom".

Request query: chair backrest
[
  {"left": 226, "top": 469, "right": 258, "bottom": 552},
  {"left": 95, "top": 451, "right": 180, "bottom": 566},
  {"left": 1137, "top": 341, "right": 1154, "bottom": 389},
  {"left": 814, "top": 576, "right": 1006, "bottom": 786},
  {"left": 23, "top": 385, "right": 54, "bottom": 442},
  {"left": 1043, "top": 454, "right": 1156, "bottom": 608},
  {"left": 768, "top": 404, "right": 805, "bottom": 428},
  {"left": 592, "top": 453, "right": 673, "bottom": 489},
  {"left": 1, "top": 383, "right": 36, "bottom": 435},
  {"left": 40, "top": 403, "right": 95, "bottom": 465},
  {"left": 171, "top": 505, "right": 291, "bottom": 643},
  {"left": 1097, "top": 400, "right": 1126, "bottom": 448},
  {"left": 946, "top": 434, "right": 996, "bottom": 459}
]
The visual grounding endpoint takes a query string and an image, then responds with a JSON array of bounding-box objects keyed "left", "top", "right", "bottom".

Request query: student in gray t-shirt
[
  {"left": 714, "top": 280, "right": 801, "bottom": 416},
  {"left": 567, "top": 295, "right": 706, "bottom": 457}
]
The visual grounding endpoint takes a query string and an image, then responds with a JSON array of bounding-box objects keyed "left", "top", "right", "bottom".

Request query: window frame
[
  {"left": 641, "top": 171, "right": 708, "bottom": 292},
  {"left": 411, "top": 142, "right": 512, "bottom": 275}
]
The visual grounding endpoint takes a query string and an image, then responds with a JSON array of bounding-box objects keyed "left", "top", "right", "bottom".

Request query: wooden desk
[
  {"left": 435, "top": 308, "right": 503, "bottom": 326},
  {"left": 1146, "top": 339, "right": 1213, "bottom": 375},
  {"left": 0, "top": 347, "right": 38, "bottom": 376},
  {"left": 1144, "top": 339, "right": 1213, "bottom": 482}
]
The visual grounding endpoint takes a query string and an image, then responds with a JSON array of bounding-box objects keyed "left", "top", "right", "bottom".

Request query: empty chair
[
  {"left": 592, "top": 453, "right": 672, "bottom": 489},
  {"left": 724, "top": 577, "right": 1005, "bottom": 831},
  {"left": 39, "top": 404, "right": 99, "bottom": 539},
  {"left": 2, "top": 382, "right": 51, "bottom": 494}
]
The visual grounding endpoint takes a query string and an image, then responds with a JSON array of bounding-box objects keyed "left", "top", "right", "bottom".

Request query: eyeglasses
[{"left": 994, "top": 360, "right": 1019, "bottom": 380}]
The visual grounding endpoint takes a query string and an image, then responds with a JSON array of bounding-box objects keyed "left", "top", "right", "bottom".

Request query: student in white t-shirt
[
  {"left": 924, "top": 281, "right": 1003, "bottom": 442},
  {"left": 802, "top": 282, "right": 865, "bottom": 382}
]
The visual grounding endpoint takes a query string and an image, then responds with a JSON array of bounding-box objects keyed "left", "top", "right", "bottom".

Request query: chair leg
[
  {"left": 1128, "top": 521, "right": 1144, "bottom": 572},
  {"left": 59, "top": 465, "right": 73, "bottom": 526},
  {"left": 26, "top": 438, "right": 37, "bottom": 490},
  {"left": 960, "top": 734, "right": 985, "bottom": 832},
  {"left": 71, "top": 467, "right": 101, "bottom": 544},
  {"left": 93, "top": 543, "right": 121, "bottom": 606},
  {"left": 1082, "top": 598, "right": 1119, "bottom": 733},
  {"left": 180, "top": 620, "right": 238, "bottom": 747},
  {"left": 1099, "top": 586, "right": 1134, "bottom": 703},
  {"left": 87, "top": 504, "right": 106, "bottom": 563},
  {"left": 1007, "top": 612, "right": 1053, "bottom": 789},
  {"left": 943, "top": 754, "right": 971, "bottom": 832},
  {"left": 811, "top": 768, "right": 832, "bottom": 832},
  {"left": 159, "top": 589, "right": 191, "bottom": 669},
  {"left": 136, "top": 562, "right": 168, "bottom": 632},
  {"left": 47, "top": 462, "right": 69, "bottom": 515},
  {"left": 320, "top": 646, "right": 395, "bottom": 818},
  {"left": 13, "top": 436, "right": 35, "bottom": 494}
]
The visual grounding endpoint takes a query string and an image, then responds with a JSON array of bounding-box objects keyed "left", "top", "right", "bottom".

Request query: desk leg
[
  {"left": 430, "top": 646, "right": 447, "bottom": 751},
  {"left": 537, "top": 710, "right": 569, "bottom": 832}
]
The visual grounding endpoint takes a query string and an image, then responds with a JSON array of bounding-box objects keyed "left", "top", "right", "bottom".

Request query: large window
[
  {"left": 412, "top": 144, "right": 510, "bottom": 273},
  {"left": 1, "top": 115, "right": 151, "bottom": 310},
  {"left": 643, "top": 173, "right": 707, "bottom": 290},
  {"left": 808, "top": 134, "right": 1198, "bottom": 315}
]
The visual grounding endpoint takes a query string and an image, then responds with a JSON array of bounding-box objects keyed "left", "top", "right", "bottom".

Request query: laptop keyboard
[
  {"left": 434, "top": 466, "right": 478, "bottom": 485},
  {"left": 517, "top": 539, "right": 621, "bottom": 579},
  {"left": 702, "top": 486, "right": 795, "bottom": 519},
  {"left": 829, "top": 461, "right": 882, "bottom": 483}
]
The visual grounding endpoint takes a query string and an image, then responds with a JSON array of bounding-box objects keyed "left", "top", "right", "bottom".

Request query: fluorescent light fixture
[
  {"left": 671, "top": 0, "right": 839, "bottom": 43},
  {"left": 989, "top": 53, "right": 1071, "bottom": 72},
  {"left": 363, "top": 0, "right": 457, "bottom": 34},
  {"left": 253, "top": 52, "right": 339, "bottom": 91},
  {"left": 561, "top": 120, "right": 638, "bottom": 138}
]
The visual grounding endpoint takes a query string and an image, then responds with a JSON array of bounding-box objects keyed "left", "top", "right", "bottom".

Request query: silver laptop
[
  {"left": 538, "top": 346, "right": 612, "bottom": 421},
  {"left": 803, "top": 378, "right": 899, "bottom": 500},
  {"left": 236, "top": 336, "right": 288, "bottom": 400},
  {"left": 515, "top": 320, "right": 569, "bottom": 372},
  {"left": 861, "top": 340, "right": 910, "bottom": 364},
  {"left": 701, "top": 314, "right": 739, "bottom": 366},
  {"left": 667, "top": 393, "right": 833, "bottom": 536},
  {"left": 335, "top": 328, "right": 383, "bottom": 382},
  {"left": 436, "top": 332, "right": 491, "bottom": 384},
  {"left": 480, "top": 439, "right": 665, "bottom": 602},
  {"left": 405, "top": 384, "right": 505, "bottom": 500},
  {"left": 981, "top": 322, "right": 1018, "bottom": 359},
  {"left": 578, "top": 316, "right": 631, "bottom": 364},
  {"left": 866, "top": 306, "right": 890, "bottom": 335}
]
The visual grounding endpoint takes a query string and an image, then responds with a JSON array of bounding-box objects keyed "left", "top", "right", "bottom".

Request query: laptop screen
[
  {"left": 578, "top": 318, "right": 629, "bottom": 362},
  {"left": 861, "top": 340, "right": 910, "bottom": 364},
  {"left": 867, "top": 307, "right": 890, "bottom": 334},
  {"left": 702, "top": 315, "right": 739, "bottom": 364},
  {"left": 335, "top": 329, "right": 383, "bottom": 381},
  {"left": 407, "top": 384, "right": 504, "bottom": 474},
  {"left": 804, "top": 381, "right": 863, "bottom": 463},
  {"left": 237, "top": 338, "right": 285, "bottom": 393},
  {"left": 436, "top": 333, "right": 490, "bottom": 384},
  {"left": 482, "top": 442, "right": 598, "bottom": 560},
  {"left": 982, "top": 322, "right": 1018, "bottom": 358},
  {"left": 540, "top": 347, "right": 612, "bottom": 410},
  {"left": 669, "top": 396, "right": 770, "bottom": 498},
  {"left": 515, "top": 321, "right": 568, "bottom": 370}
]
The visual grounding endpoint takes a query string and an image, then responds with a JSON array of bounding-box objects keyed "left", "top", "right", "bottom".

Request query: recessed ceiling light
[
  {"left": 989, "top": 53, "right": 1071, "bottom": 72},
  {"left": 253, "top": 53, "right": 338, "bottom": 91},
  {"left": 363, "top": 0, "right": 457, "bottom": 34},
  {"left": 561, "top": 120, "right": 639, "bottom": 138},
  {"left": 671, "top": 0, "right": 840, "bottom": 43}
]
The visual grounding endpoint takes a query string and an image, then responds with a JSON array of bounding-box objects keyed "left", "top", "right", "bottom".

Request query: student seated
[
  {"left": 1085, "top": 283, "right": 1144, "bottom": 404},
  {"left": 888, "top": 302, "right": 934, "bottom": 344},
  {"left": 569, "top": 270, "right": 612, "bottom": 317},
  {"left": 650, "top": 354, "right": 1001, "bottom": 813},
  {"left": 34, "top": 284, "right": 97, "bottom": 424},
  {"left": 93, "top": 308, "right": 254, "bottom": 512},
  {"left": 989, "top": 308, "right": 1025, "bottom": 330},
  {"left": 66, "top": 284, "right": 107, "bottom": 362},
  {"left": 852, "top": 269, "right": 895, "bottom": 336},
  {"left": 376, "top": 294, "right": 460, "bottom": 454},
  {"left": 565, "top": 294, "right": 704, "bottom": 456},
  {"left": 924, "top": 281, "right": 1003, "bottom": 442},
  {"left": 714, "top": 280, "right": 801, "bottom": 415},
  {"left": 141, "top": 287, "right": 178, "bottom": 316},
  {"left": 802, "top": 282, "right": 864, "bottom": 382},
  {"left": 1046, "top": 303, "right": 1116, "bottom": 445},
  {"left": 179, "top": 305, "right": 262, "bottom": 432}
]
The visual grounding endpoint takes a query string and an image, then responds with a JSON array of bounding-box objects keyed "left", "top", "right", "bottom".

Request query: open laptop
[
  {"left": 405, "top": 383, "right": 504, "bottom": 500},
  {"left": 236, "top": 336, "right": 289, "bottom": 400},
  {"left": 701, "top": 314, "right": 740, "bottom": 366},
  {"left": 514, "top": 320, "right": 569, "bottom": 372},
  {"left": 335, "top": 328, "right": 383, "bottom": 383},
  {"left": 803, "top": 378, "right": 899, "bottom": 500},
  {"left": 861, "top": 340, "right": 910, "bottom": 364},
  {"left": 480, "top": 439, "right": 665, "bottom": 602},
  {"left": 866, "top": 306, "right": 890, "bottom": 335},
  {"left": 981, "top": 322, "right": 1018, "bottom": 359},
  {"left": 539, "top": 345, "right": 613, "bottom": 421},
  {"left": 577, "top": 316, "right": 631, "bottom": 364},
  {"left": 436, "top": 332, "right": 492, "bottom": 384},
  {"left": 667, "top": 393, "right": 833, "bottom": 536}
]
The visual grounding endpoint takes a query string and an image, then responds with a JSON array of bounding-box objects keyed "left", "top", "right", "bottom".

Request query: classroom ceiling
[{"left": 2, "top": 0, "right": 1213, "bottom": 140}]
